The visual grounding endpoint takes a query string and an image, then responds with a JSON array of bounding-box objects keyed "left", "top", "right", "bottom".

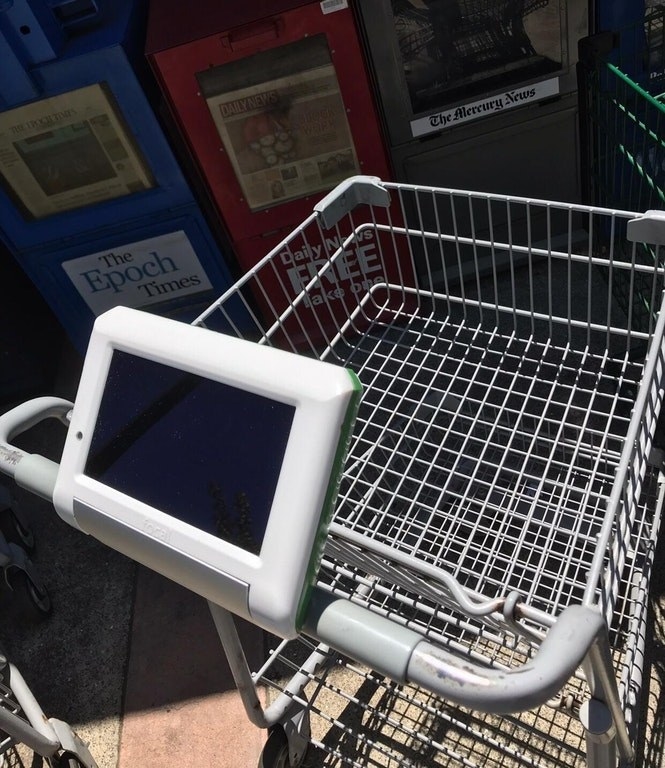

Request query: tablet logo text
[{"left": 142, "top": 520, "right": 171, "bottom": 543}]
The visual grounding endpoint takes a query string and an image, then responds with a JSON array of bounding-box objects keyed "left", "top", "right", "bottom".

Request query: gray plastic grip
[
  {"left": 0, "top": 397, "right": 72, "bottom": 500},
  {"left": 14, "top": 454, "right": 60, "bottom": 502},
  {"left": 303, "top": 589, "right": 422, "bottom": 682},
  {"left": 627, "top": 210, "right": 665, "bottom": 245},
  {"left": 0, "top": 396, "right": 72, "bottom": 444}
]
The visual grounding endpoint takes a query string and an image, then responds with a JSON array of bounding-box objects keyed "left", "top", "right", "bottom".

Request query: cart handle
[
  {"left": 0, "top": 397, "right": 72, "bottom": 502},
  {"left": 303, "top": 589, "right": 632, "bottom": 759}
]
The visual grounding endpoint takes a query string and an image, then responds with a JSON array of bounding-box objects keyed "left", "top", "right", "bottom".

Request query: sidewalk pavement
[
  {"left": 0, "top": 492, "right": 268, "bottom": 768},
  {"left": 118, "top": 567, "right": 266, "bottom": 768}
]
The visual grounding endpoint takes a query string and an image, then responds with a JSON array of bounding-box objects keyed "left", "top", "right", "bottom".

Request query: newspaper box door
[{"left": 147, "top": 2, "right": 397, "bottom": 339}]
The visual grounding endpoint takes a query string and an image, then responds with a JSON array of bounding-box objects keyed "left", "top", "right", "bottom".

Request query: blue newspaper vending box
[{"left": 0, "top": 0, "right": 238, "bottom": 351}]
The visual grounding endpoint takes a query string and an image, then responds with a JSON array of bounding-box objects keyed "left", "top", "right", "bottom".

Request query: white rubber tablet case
[{"left": 53, "top": 306, "right": 361, "bottom": 638}]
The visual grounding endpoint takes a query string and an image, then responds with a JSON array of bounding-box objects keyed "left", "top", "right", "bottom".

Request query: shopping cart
[
  {"left": 1, "top": 176, "right": 665, "bottom": 768},
  {"left": 0, "top": 646, "right": 98, "bottom": 767},
  {"left": 578, "top": 6, "right": 665, "bottom": 332},
  {"left": 0, "top": 483, "right": 51, "bottom": 617},
  {"left": 0, "top": 406, "right": 97, "bottom": 768},
  {"left": 196, "top": 176, "right": 665, "bottom": 767}
]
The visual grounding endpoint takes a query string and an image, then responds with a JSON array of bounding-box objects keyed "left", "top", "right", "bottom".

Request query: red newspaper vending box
[{"left": 146, "top": 1, "right": 398, "bottom": 340}]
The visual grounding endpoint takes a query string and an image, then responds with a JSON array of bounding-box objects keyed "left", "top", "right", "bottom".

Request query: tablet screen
[{"left": 84, "top": 350, "right": 295, "bottom": 554}]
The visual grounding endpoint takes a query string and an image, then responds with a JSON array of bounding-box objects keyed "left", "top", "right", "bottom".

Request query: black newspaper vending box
[{"left": 353, "top": 0, "right": 589, "bottom": 201}]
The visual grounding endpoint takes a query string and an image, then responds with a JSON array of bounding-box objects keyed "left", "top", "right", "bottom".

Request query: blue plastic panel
[
  {"left": 0, "top": 34, "right": 40, "bottom": 107},
  {"left": 0, "top": 0, "right": 64, "bottom": 65}
]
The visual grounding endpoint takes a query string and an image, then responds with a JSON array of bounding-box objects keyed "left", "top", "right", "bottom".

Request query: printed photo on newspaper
[
  {"left": 198, "top": 36, "right": 360, "bottom": 211},
  {"left": 0, "top": 83, "right": 154, "bottom": 220}
]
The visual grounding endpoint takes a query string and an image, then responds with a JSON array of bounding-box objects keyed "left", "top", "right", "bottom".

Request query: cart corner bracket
[
  {"left": 627, "top": 211, "right": 665, "bottom": 246},
  {"left": 314, "top": 176, "right": 390, "bottom": 230}
]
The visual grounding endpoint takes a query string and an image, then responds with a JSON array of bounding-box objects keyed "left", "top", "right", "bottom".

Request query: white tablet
[{"left": 53, "top": 306, "right": 360, "bottom": 638}]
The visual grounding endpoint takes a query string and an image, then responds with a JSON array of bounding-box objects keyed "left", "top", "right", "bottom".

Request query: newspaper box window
[
  {"left": 392, "top": 0, "right": 565, "bottom": 117},
  {"left": 0, "top": 84, "right": 155, "bottom": 220},
  {"left": 144, "top": 1, "right": 396, "bottom": 341},
  {"left": 352, "top": 0, "right": 586, "bottom": 203},
  {"left": 52, "top": 306, "right": 361, "bottom": 638},
  {"left": 196, "top": 35, "right": 361, "bottom": 211}
]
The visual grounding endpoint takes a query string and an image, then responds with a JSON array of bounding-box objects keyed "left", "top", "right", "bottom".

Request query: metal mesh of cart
[{"left": 198, "top": 178, "right": 665, "bottom": 766}]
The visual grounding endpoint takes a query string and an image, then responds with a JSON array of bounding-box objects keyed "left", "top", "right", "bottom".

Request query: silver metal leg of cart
[
  {"left": 580, "top": 700, "right": 617, "bottom": 768},
  {"left": 208, "top": 602, "right": 314, "bottom": 767}
]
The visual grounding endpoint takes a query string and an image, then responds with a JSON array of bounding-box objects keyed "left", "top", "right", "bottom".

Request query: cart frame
[{"left": 0, "top": 648, "right": 98, "bottom": 768}]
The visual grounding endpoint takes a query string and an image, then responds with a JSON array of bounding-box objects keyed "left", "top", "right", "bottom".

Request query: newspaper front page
[
  {"left": 203, "top": 61, "right": 360, "bottom": 210},
  {"left": 0, "top": 83, "right": 154, "bottom": 219}
]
